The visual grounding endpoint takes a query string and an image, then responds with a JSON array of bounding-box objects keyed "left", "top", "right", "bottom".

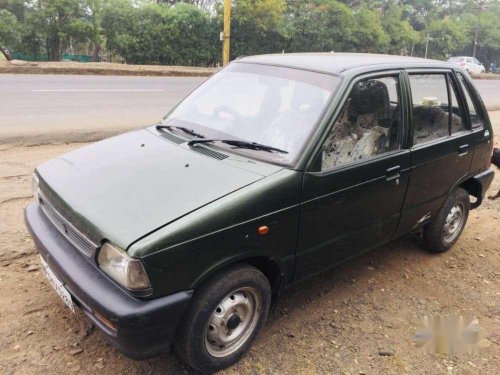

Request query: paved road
[
  {"left": 0, "top": 74, "right": 498, "bottom": 143},
  {"left": 0, "top": 75, "right": 206, "bottom": 142},
  {"left": 475, "top": 79, "right": 500, "bottom": 110}
]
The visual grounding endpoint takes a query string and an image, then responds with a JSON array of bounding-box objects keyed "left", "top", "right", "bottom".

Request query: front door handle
[
  {"left": 386, "top": 165, "right": 401, "bottom": 181},
  {"left": 459, "top": 144, "right": 470, "bottom": 155}
]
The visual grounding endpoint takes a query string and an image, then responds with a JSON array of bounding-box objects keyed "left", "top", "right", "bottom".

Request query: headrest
[{"left": 348, "top": 80, "right": 390, "bottom": 119}]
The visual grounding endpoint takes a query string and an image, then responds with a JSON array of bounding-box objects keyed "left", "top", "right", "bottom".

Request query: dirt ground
[
  {"left": 0, "top": 115, "right": 499, "bottom": 374},
  {"left": 0, "top": 60, "right": 216, "bottom": 77}
]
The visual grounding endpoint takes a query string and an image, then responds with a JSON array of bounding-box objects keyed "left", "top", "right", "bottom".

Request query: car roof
[{"left": 238, "top": 53, "right": 453, "bottom": 75}]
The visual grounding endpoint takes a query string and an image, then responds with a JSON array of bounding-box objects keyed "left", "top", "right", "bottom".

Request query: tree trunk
[
  {"left": 0, "top": 46, "right": 12, "bottom": 61},
  {"left": 92, "top": 43, "right": 101, "bottom": 62}
]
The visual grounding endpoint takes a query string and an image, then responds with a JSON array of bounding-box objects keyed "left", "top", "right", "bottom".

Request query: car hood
[{"left": 36, "top": 129, "right": 280, "bottom": 249}]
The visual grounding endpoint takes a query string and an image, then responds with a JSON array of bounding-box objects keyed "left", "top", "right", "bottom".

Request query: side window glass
[
  {"left": 321, "top": 76, "right": 401, "bottom": 171},
  {"left": 449, "top": 77, "right": 467, "bottom": 134},
  {"left": 457, "top": 73, "right": 483, "bottom": 128},
  {"left": 410, "top": 74, "right": 452, "bottom": 145}
]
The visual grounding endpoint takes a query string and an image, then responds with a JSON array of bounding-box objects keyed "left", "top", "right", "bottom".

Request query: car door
[
  {"left": 455, "top": 72, "right": 492, "bottom": 175},
  {"left": 294, "top": 72, "right": 411, "bottom": 281},
  {"left": 396, "top": 70, "right": 476, "bottom": 235}
]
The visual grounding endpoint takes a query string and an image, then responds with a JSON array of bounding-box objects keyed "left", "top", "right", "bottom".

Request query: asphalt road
[
  {"left": 0, "top": 74, "right": 499, "bottom": 143},
  {"left": 0, "top": 75, "right": 207, "bottom": 142}
]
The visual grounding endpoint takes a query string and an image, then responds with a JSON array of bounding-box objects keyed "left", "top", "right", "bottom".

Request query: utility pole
[
  {"left": 222, "top": 0, "right": 231, "bottom": 65},
  {"left": 472, "top": 1, "right": 487, "bottom": 58}
]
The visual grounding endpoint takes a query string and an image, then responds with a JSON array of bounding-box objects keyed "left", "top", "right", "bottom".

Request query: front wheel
[
  {"left": 175, "top": 264, "right": 271, "bottom": 373},
  {"left": 423, "top": 188, "right": 470, "bottom": 253}
]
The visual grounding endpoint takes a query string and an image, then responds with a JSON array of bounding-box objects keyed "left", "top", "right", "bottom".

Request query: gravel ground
[{"left": 0, "top": 114, "right": 499, "bottom": 374}]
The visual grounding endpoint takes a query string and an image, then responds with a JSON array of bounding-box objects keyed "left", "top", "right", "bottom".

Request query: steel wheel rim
[
  {"left": 205, "top": 287, "right": 261, "bottom": 358},
  {"left": 443, "top": 203, "right": 465, "bottom": 243}
]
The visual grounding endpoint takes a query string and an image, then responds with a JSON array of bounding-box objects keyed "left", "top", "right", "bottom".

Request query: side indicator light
[
  {"left": 258, "top": 226, "right": 269, "bottom": 235},
  {"left": 94, "top": 310, "right": 117, "bottom": 332}
]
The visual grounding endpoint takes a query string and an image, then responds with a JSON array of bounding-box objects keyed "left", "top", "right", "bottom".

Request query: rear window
[{"left": 448, "top": 57, "right": 464, "bottom": 62}]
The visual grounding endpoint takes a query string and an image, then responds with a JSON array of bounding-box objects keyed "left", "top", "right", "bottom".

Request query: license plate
[{"left": 39, "top": 255, "right": 75, "bottom": 313}]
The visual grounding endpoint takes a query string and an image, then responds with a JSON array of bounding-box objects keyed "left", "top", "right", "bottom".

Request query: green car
[{"left": 25, "top": 53, "right": 494, "bottom": 372}]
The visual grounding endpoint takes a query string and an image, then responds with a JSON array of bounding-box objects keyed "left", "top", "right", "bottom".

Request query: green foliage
[
  {"left": 102, "top": 0, "right": 218, "bottom": 65},
  {"left": 381, "top": 2, "right": 419, "bottom": 54},
  {"left": 425, "top": 18, "right": 469, "bottom": 59},
  {"left": 0, "top": 9, "right": 19, "bottom": 46},
  {"left": 1, "top": 0, "right": 500, "bottom": 66}
]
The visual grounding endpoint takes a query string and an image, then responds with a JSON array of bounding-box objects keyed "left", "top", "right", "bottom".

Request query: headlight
[
  {"left": 98, "top": 242, "right": 151, "bottom": 291},
  {"left": 32, "top": 172, "right": 39, "bottom": 202}
]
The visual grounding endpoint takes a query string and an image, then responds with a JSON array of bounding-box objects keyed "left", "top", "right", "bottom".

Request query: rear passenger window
[
  {"left": 449, "top": 78, "right": 467, "bottom": 134},
  {"left": 320, "top": 76, "right": 401, "bottom": 171},
  {"left": 457, "top": 73, "right": 483, "bottom": 128},
  {"left": 409, "top": 74, "right": 465, "bottom": 145}
]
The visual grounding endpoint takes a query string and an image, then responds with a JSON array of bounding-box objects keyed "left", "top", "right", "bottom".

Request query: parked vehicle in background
[
  {"left": 25, "top": 53, "right": 494, "bottom": 372},
  {"left": 448, "top": 56, "right": 486, "bottom": 74}
]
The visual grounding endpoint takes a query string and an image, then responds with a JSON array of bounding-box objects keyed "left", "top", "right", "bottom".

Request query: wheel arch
[
  {"left": 458, "top": 178, "right": 482, "bottom": 208},
  {"left": 191, "top": 255, "right": 286, "bottom": 312},
  {"left": 456, "top": 169, "right": 494, "bottom": 209}
]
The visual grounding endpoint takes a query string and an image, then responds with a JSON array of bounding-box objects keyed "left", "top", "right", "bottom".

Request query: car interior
[{"left": 321, "top": 77, "right": 400, "bottom": 170}]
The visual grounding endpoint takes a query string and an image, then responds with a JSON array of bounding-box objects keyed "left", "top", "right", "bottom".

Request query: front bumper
[{"left": 24, "top": 202, "right": 192, "bottom": 359}]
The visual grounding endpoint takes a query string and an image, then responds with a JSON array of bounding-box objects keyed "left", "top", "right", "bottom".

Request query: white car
[{"left": 448, "top": 56, "right": 486, "bottom": 74}]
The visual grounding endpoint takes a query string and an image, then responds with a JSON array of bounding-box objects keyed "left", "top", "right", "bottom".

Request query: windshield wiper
[
  {"left": 156, "top": 125, "right": 205, "bottom": 139},
  {"left": 188, "top": 139, "right": 289, "bottom": 154}
]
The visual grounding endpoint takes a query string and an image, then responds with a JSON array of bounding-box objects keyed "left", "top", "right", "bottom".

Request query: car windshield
[{"left": 162, "top": 63, "right": 340, "bottom": 164}]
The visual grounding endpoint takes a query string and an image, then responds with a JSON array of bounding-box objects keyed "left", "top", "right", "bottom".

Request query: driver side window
[{"left": 320, "top": 76, "right": 402, "bottom": 171}]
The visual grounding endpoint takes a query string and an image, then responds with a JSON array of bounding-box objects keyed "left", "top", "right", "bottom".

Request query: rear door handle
[
  {"left": 386, "top": 165, "right": 401, "bottom": 181},
  {"left": 459, "top": 144, "right": 470, "bottom": 155}
]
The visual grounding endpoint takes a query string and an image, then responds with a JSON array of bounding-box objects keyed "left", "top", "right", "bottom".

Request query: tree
[
  {"left": 0, "top": 9, "right": 19, "bottom": 59},
  {"left": 351, "top": 6, "right": 389, "bottom": 53},
  {"left": 103, "top": 1, "right": 219, "bottom": 65},
  {"left": 86, "top": 0, "right": 105, "bottom": 61},
  {"left": 227, "top": 0, "right": 286, "bottom": 57},
  {"left": 156, "top": 0, "right": 218, "bottom": 11},
  {"left": 21, "top": 0, "right": 93, "bottom": 61},
  {"left": 381, "top": 2, "right": 420, "bottom": 55},
  {"left": 284, "top": 0, "right": 356, "bottom": 53},
  {"left": 425, "top": 18, "right": 469, "bottom": 59}
]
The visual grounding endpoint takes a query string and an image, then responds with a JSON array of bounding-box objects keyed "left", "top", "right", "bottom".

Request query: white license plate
[{"left": 40, "top": 255, "right": 75, "bottom": 313}]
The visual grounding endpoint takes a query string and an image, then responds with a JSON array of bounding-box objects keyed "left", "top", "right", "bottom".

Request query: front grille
[{"left": 39, "top": 192, "right": 98, "bottom": 257}]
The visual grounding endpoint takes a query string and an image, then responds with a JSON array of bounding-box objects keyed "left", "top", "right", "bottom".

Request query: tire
[
  {"left": 423, "top": 188, "right": 470, "bottom": 253},
  {"left": 175, "top": 264, "right": 271, "bottom": 373}
]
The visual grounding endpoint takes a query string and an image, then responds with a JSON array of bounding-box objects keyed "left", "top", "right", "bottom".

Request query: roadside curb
[{"left": 0, "top": 62, "right": 216, "bottom": 77}]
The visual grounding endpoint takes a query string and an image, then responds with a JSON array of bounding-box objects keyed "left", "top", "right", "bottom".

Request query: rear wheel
[
  {"left": 175, "top": 264, "right": 271, "bottom": 373},
  {"left": 423, "top": 188, "right": 470, "bottom": 253}
]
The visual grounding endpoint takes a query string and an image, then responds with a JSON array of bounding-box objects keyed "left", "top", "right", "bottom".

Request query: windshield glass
[{"left": 162, "top": 63, "right": 340, "bottom": 164}]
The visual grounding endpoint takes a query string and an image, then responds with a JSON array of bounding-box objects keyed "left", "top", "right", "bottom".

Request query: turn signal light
[
  {"left": 94, "top": 310, "right": 117, "bottom": 332},
  {"left": 258, "top": 226, "right": 269, "bottom": 235}
]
